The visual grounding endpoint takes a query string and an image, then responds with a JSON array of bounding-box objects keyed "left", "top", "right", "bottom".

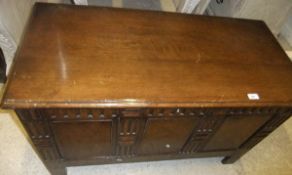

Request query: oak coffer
[{"left": 2, "top": 3, "right": 292, "bottom": 175}]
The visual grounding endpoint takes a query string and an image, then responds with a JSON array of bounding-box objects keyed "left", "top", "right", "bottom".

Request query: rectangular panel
[
  {"left": 204, "top": 114, "right": 271, "bottom": 151},
  {"left": 51, "top": 121, "right": 113, "bottom": 160},
  {"left": 137, "top": 117, "right": 198, "bottom": 155}
]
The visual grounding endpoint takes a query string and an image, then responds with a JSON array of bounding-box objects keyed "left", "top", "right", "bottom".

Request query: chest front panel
[{"left": 16, "top": 107, "right": 291, "bottom": 163}]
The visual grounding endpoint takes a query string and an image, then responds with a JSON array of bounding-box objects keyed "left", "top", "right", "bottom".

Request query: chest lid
[{"left": 2, "top": 3, "right": 292, "bottom": 108}]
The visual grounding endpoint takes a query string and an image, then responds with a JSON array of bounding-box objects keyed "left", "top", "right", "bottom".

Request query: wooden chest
[{"left": 2, "top": 3, "right": 292, "bottom": 175}]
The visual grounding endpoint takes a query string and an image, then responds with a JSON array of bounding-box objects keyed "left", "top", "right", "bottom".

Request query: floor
[{"left": 0, "top": 0, "right": 292, "bottom": 175}]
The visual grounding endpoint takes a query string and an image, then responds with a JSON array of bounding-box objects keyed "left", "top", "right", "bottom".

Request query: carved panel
[
  {"left": 16, "top": 110, "right": 49, "bottom": 139},
  {"left": 15, "top": 109, "right": 61, "bottom": 161},
  {"left": 116, "top": 117, "right": 146, "bottom": 157},
  {"left": 16, "top": 109, "right": 43, "bottom": 121},
  {"left": 16, "top": 107, "right": 291, "bottom": 162},
  {"left": 34, "top": 139, "right": 60, "bottom": 161},
  {"left": 240, "top": 108, "right": 292, "bottom": 149},
  {"left": 43, "top": 108, "right": 118, "bottom": 121},
  {"left": 38, "top": 146, "right": 60, "bottom": 161},
  {"left": 225, "top": 107, "right": 282, "bottom": 116},
  {"left": 138, "top": 117, "right": 198, "bottom": 155},
  {"left": 143, "top": 108, "right": 226, "bottom": 118},
  {"left": 182, "top": 107, "right": 286, "bottom": 153},
  {"left": 51, "top": 120, "right": 114, "bottom": 160},
  {"left": 23, "top": 121, "right": 50, "bottom": 139},
  {"left": 182, "top": 114, "right": 224, "bottom": 153}
]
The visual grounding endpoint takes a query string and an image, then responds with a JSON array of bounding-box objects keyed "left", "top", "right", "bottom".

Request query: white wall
[
  {"left": 208, "top": 0, "right": 292, "bottom": 36},
  {"left": 0, "top": 0, "right": 67, "bottom": 73},
  {"left": 281, "top": 9, "right": 292, "bottom": 47},
  {"left": 0, "top": 0, "right": 36, "bottom": 73}
]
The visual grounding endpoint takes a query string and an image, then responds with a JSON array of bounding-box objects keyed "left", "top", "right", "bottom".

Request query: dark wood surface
[
  {"left": 138, "top": 117, "right": 198, "bottom": 155},
  {"left": 2, "top": 2, "right": 292, "bottom": 108},
  {"left": 0, "top": 48, "right": 6, "bottom": 83},
  {"left": 51, "top": 121, "right": 113, "bottom": 160},
  {"left": 16, "top": 107, "right": 292, "bottom": 175},
  {"left": 2, "top": 3, "right": 292, "bottom": 175}
]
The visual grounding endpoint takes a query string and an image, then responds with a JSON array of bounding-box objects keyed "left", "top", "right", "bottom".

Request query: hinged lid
[{"left": 2, "top": 3, "right": 292, "bottom": 108}]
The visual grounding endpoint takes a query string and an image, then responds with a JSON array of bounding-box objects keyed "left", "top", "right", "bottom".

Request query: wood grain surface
[{"left": 2, "top": 3, "right": 292, "bottom": 108}]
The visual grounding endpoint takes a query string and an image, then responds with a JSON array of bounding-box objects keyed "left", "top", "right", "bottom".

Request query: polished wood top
[{"left": 2, "top": 3, "right": 292, "bottom": 108}]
